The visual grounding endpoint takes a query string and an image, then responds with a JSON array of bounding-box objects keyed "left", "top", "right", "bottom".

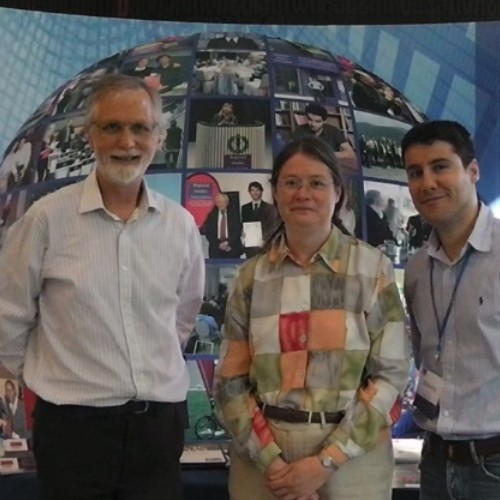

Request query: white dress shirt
[
  {"left": 405, "top": 203, "right": 500, "bottom": 438},
  {"left": 0, "top": 170, "right": 205, "bottom": 406}
]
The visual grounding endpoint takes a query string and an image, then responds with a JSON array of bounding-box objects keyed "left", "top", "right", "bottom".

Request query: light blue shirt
[
  {"left": 0, "top": 170, "right": 205, "bottom": 406},
  {"left": 405, "top": 203, "right": 500, "bottom": 439}
]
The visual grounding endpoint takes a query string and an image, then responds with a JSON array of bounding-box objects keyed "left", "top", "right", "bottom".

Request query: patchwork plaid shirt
[{"left": 215, "top": 227, "right": 409, "bottom": 471}]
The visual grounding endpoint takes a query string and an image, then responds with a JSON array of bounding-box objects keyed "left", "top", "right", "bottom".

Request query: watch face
[{"left": 321, "top": 456, "right": 339, "bottom": 470}]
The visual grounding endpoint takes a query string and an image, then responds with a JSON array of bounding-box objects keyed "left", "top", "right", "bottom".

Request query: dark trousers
[{"left": 32, "top": 398, "right": 185, "bottom": 500}]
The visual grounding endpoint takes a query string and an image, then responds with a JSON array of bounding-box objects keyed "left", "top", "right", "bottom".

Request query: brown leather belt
[
  {"left": 259, "top": 403, "right": 345, "bottom": 424},
  {"left": 428, "top": 432, "right": 500, "bottom": 464}
]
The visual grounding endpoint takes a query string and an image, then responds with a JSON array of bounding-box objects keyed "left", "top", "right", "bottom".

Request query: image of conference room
[
  {"left": 354, "top": 109, "right": 412, "bottom": 183},
  {"left": 184, "top": 263, "right": 239, "bottom": 357},
  {"left": 186, "top": 98, "right": 273, "bottom": 170},
  {"left": 145, "top": 98, "right": 187, "bottom": 170},
  {"left": 38, "top": 115, "right": 94, "bottom": 181},
  {"left": 273, "top": 99, "right": 358, "bottom": 174},
  {"left": 120, "top": 48, "right": 192, "bottom": 97},
  {"left": 184, "top": 171, "right": 277, "bottom": 261},
  {"left": 360, "top": 179, "right": 419, "bottom": 265},
  {"left": 192, "top": 49, "right": 269, "bottom": 97}
]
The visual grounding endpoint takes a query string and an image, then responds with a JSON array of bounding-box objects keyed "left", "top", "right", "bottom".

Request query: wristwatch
[{"left": 319, "top": 451, "right": 340, "bottom": 471}]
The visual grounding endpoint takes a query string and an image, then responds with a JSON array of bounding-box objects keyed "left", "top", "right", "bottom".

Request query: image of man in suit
[
  {"left": 207, "top": 33, "right": 259, "bottom": 50},
  {"left": 3, "top": 379, "right": 27, "bottom": 439},
  {"left": 363, "top": 189, "right": 396, "bottom": 248},
  {"left": 240, "top": 181, "right": 275, "bottom": 258},
  {"left": 163, "top": 119, "right": 182, "bottom": 168},
  {"left": 200, "top": 193, "right": 242, "bottom": 259}
]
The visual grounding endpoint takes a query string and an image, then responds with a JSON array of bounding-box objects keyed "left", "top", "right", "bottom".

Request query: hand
[
  {"left": 266, "top": 456, "right": 332, "bottom": 499},
  {"left": 219, "top": 241, "right": 230, "bottom": 250}
]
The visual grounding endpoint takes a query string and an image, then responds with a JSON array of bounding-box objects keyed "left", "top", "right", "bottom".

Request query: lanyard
[{"left": 430, "top": 247, "right": 473, "bottom": 361}]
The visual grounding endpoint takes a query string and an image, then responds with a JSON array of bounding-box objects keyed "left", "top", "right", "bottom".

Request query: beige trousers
[{"left": 228, "top": 420, "right": 394, "bottom": 500}]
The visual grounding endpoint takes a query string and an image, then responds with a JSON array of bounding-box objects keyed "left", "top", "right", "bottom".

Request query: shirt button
[
  {"left": 443, "top": 410, "right": 449, "bottom": 417},
  {"left": 300, "top": 335, "right": 307, "bottom": 344},
  {"left": 122, "top": 265, "right": 127, "bottom": 271}
]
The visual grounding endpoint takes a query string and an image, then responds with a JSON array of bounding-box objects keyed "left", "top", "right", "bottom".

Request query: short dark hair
[
  {"left": 248, "top": 181, "right": 263, "bottom": 192},
  {"left": 401, "top": 120, "right": 475, "bottom": 167},
  {"left": 304, "top": 103, "right": 328, "bottom": 121}
]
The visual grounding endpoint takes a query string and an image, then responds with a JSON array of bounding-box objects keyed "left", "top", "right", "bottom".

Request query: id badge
[{"left": 413, "top": 367, "right": 444, "bottom": 420}]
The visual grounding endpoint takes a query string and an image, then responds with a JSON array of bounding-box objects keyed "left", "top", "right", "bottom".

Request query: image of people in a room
[
  {"left": 119, "top": 49, "right": 191, "bottom": 96},
  {"left": 359, "top": 180, "right": 418, "bottom": 264},
  {"left": 273, "top": 63, "right": 341, "bottom": 103},
  {"left": 40, "top": 117, "right": 94, "bottom": 180},
  {"left": 192, "top": 50, "right": 268, "bottom": 96},
  {"left": 200, "top": 32, "right": 264, "bottom": 51},
  {"left": 148, "top": 99, "right": 186, "bottom": 170},
  {"left": 355, "top": 109, "right": 412, "bottom": 182},
  {"left": 188, "top": 98, "right": 272, "bottom": 169}
]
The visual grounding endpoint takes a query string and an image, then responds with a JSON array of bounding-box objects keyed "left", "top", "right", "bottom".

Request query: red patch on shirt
[{"left": 279, "top": 312, "right": 309, "bottom": 352}]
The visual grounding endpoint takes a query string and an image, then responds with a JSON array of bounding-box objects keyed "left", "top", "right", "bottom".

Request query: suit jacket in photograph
[{"left": 200, "top": 207, "right": 242, "bottom": 259}]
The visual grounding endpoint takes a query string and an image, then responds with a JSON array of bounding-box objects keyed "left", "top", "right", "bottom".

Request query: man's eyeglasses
[
  {"left": 278, "top": 178, "right": 335, "bottom": 191},
  {"left": 92, "top": 121, "right": 158, "bottom": 138}
]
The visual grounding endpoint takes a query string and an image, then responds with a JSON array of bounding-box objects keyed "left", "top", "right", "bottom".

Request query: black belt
[
  {"left": 259, "top": 403, "right": 345, "bottom": 424},
  {"left": 428, "top": 432, "right": 500, "bottom": 465},
  {"left": 35, "top": 397, "right": 180, "bottom": 418}
]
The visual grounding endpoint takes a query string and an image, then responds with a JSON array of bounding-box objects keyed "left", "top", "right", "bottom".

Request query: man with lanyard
[{"left": 402, "top": 120, "right": 500, "bottom": 499}]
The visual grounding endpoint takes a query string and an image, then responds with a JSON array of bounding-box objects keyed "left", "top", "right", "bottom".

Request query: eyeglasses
[
  {"left": 92, "top": 121, "right": 158, "bottom": 138},
  {"left": 278, "top": 178, "right": 335, "bottom": 191}
]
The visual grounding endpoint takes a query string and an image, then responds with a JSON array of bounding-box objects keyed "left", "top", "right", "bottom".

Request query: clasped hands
[{"left": 265, "top": 454, "right": 333, "bottom": 500}]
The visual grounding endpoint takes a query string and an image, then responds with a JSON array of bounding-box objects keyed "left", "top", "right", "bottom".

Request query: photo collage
[{"left": 0, "top": 32, "right": 429, "bottom": 443}]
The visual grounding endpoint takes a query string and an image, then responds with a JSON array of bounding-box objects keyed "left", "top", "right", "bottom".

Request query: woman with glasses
[{"left": 215, "top": 136, "right": 409, "bottom": 500}]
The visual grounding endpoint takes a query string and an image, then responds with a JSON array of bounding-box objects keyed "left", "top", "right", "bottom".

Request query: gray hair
[{"left": 84, "top": 73, "right": 163, "bottom": 130}]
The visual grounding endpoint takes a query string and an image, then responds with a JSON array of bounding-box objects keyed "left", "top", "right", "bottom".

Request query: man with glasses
[{"left": 0, "top": 74, "right": 204, "bottom": 500}]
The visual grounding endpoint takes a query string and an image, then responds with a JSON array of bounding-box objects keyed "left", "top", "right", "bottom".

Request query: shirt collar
[
  {"left": 426, "top": 202, "right": 492, "bottom": 259},
  {"left": 78, "top": 169, "right": 162, "bottom": 215},
  {"left": 268, "top": 226, "right": 341, "bottom": 272}
]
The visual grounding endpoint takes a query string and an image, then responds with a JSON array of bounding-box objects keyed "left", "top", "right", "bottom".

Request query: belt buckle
[{"left": 133, "top": 401, "right": 150, "bottom": 414}]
